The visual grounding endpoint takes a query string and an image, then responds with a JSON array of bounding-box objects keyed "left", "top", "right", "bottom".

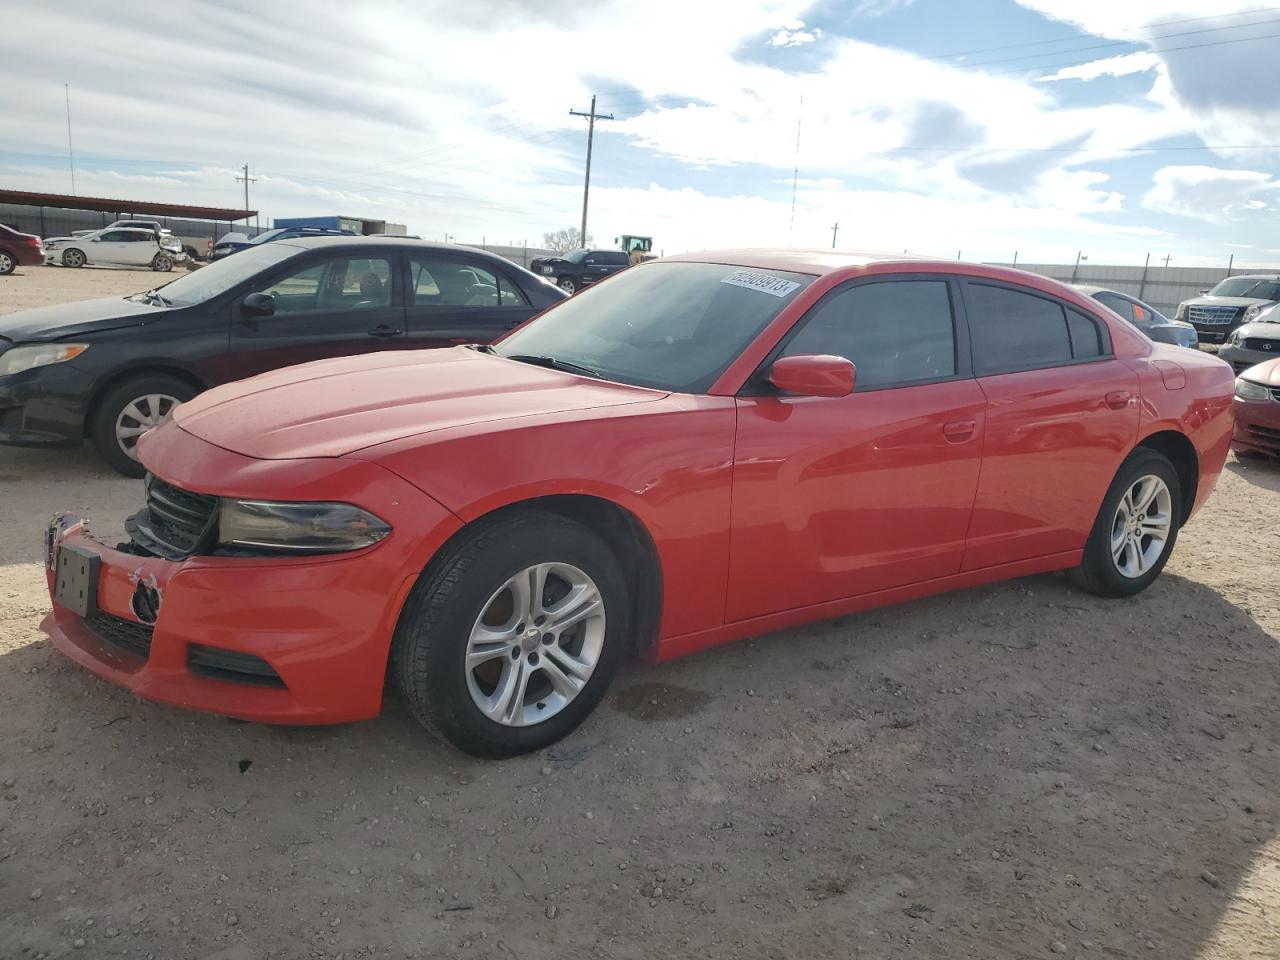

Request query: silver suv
[{"left": 1175, "top": 274, "right": 1280, "bottom": 344}]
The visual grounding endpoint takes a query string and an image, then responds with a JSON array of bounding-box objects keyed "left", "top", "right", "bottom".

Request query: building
[{"left": 0, "top": 188, "right": 257, "bottom": 258}]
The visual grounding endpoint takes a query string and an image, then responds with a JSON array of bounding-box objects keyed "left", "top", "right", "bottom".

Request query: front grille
[
  {"left": 126, "top": 474, "right": 218, "bottom": 560},
  {"left": 188, "top": 644, "right": 285, "bottom": 687},
  {"left": 86, "top": 611, "right": 153, "bottom": 659},
  {"left": 1243, "top": 338, "right": 1280, "bottom": 352},
  {"left": 1188, "top": 305, "right": 1241, "bottom": 326}
]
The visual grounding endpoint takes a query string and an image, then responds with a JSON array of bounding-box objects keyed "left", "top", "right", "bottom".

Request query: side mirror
[
  {"left": 768, "top": 354, "right": 855, "bottom": 398},
  {"left": 1199, "top": 288, "right": 1210, "bottom": 296},
  {"left": 241, "top": 291, "right": 275, "bottom": 317},
  {"left": 90, "top": 237, "right": 101, "bottom": 242}
]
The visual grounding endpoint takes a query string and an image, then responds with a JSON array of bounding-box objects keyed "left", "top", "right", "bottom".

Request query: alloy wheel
[
  {"left": 1109, "top": 474, "right": 1173, "bottom": 579},
  {"left": 558, "top": 278, "right": 576, "bottom": 294},
  {"left": 63, "top": 249, "right": 85, "bottom": 267},
  {"left": 465, "top": 562, "right": 606, "bottom": 727},
  {"left": 0, "top": 252, "right": 13, "bottom": 275},
  {"left": 115, "top": 393, "right": 180, "bottom": 460}
]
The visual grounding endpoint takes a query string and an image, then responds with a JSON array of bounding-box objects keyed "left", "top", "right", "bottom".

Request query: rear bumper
[{"left": 2, "top": 245, "right": 43, "bottom": 266}]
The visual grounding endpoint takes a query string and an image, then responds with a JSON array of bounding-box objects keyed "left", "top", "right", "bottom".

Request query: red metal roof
[{"left": 0, "top": 188, "right": 255, "bottom": 221}]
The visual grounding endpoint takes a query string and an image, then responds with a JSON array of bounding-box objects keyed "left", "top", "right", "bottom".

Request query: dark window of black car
[{"left": 780, "top": 280, "right": 956, "bottom": 389}]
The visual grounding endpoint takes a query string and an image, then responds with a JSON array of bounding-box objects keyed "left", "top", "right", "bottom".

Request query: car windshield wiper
[{"left": 505, "top": 354, "right": 602, "bottom": 379}]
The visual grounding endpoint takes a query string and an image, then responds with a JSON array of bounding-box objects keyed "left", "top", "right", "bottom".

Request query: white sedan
[{"left": 43, "top": 227, "right": 187, "bottom": 271}]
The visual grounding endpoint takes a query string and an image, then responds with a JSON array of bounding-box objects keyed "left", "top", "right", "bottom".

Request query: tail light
[
  {"left": 22, "top": 235, "right": 40, "bottom": 247},
  {"left": 206, "top": 238, "right": 213, "bottom": 254}
]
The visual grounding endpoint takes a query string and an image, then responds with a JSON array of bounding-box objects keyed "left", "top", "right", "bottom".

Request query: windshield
[
  {"left": 1209, "top": 278, "right": 1280, "bottom": 300},
  {"left": 247, "top": 229, "right": 285, "bottom": 245},
  {"left": 142, "top": 243, "right": 298, "bottom": 306},
  {"left": 495, "top": 261, "right": 815, "bottom": 393}
]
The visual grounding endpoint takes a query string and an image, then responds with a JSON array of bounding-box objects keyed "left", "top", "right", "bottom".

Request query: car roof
[
  {"left": 1220, "top": 273, "right": 1280, "bottom": 280},
  {"left": 275, "top": 236, "right": 542, "bottom": 269},
  {"left": 1071, "top": 284, "right": 1123, "bottom": 297}
]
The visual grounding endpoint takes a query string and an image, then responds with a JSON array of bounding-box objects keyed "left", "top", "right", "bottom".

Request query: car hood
[
  {"left": 172, "top": 346, "right": 667, "bottom": 460},
  {"left": 1241, "top": 357, "right": 1280, "bottom": 385},
  {"left": 0, "top": 296, "right": 160, "bottom": 342},
  {"left": 1234, "top": 321, "right": 1280, "bottom": 340},
  {"left": 1183, "top": 296, "right": 1270, "bottom": 308}
]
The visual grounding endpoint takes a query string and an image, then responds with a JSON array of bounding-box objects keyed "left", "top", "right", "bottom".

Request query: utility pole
[
  {"left": 64, "top": 84, "right": 76, "bottom": 195},
  {"left": 1071, "top": 250, "right": 1087, "bottom": 282},
  {"left": 235, "top": 164, "right": 257, "bottom": 212},
  {"left": 830, "top": 222, "right": 839, "bottom": 249},
  {"left": 1162, "top": 253, "right": 1172, "bottom": 268},
  {"left": 570, "top": 95, "right": 613, "bottom": 249}
]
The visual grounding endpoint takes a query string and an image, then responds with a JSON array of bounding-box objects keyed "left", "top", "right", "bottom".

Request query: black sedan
[
  {"left": 528, "top": 249, "right": 630, "bottom": 294},
  {"left": 1073, "top": 285, "right": 1199, "bottom": 350},
  {"left": 0, "top": 238, "right": 565, "bottom": 475}
]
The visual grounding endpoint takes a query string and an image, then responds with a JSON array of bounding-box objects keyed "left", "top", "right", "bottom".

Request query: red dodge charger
[{"left": 43, "top": 251, "right": 1236, "bottom": 756}]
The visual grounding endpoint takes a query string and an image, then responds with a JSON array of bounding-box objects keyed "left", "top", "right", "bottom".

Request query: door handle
[
  {"left": 367, "top": 324, "right": 403, "bottom": 338},
  {"left": 1104, "top": 390, "right": 1133, "bottom": 410},
  {"left": 943, "top": 419, "right": 977, "bottom": 442}
]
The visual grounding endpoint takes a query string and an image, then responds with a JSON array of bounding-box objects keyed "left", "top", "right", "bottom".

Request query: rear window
[{"left": 967, "top": 283, "right": 1107, "bottom": 374}]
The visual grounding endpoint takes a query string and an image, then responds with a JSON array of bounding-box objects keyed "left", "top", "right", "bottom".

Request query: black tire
[
  {"left": 152, "top": 253, "right": 174, "bottom": 272},
  {"left": 557, "top": 276, "right": 577, "bottom": 294},
  {"left": 394, "top": 509, "right": 630, "bottom": 758},
  {"left": 89, "top": 373, "right": 198, "bottom": 477},
  {"left": 0, "top": 249, "right": 15, "bottom": 275},
  {"left": 1071, "top": 448, "right": 1182, "bottom": 598},
  {"left": 62, "top": 248, "right": 86, "bottom": 268}
]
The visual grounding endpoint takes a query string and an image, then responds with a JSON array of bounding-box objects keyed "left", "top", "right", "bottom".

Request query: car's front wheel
[
  {"left": 394, "top": 510, "right": 629, "bottom": 758},
  {"left": 62, "top": 248, "right": 86, "bottom": 268},
  {"left": 152, "top": 253, "right": 174, "bottom": 272},
  {"left": 557, "top": 276, "right": 577, "bottom": 294},
  {"left": 89, "top": 374, "right": 197, "bottom": 477},
  {"left": 1072, "top": 448, "right": 1182, "bottom": 598}
]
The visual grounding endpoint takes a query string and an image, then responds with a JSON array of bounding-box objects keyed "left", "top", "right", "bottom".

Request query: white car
[{"left": 43, "top": 227, "right": 187, "bottom": 272}]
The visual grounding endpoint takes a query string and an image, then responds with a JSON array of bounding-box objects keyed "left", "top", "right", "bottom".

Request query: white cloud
[
  {"left": 1143, "top": 165, "right": 1280, "bottom": 223},
  {"left": 770, "top": 26, "right": 821, "bottom": 47},
  {"left": 1036, "top": 51, "right": 1161, "bottom": 83}
]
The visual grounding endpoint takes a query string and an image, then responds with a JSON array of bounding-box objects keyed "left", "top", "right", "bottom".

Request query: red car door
[
  {"left": 958, "top": 279, "right": 1140, "bottom": 570},
  {"left": 726, "top": 276, "right": 985, "bottom": 622}
]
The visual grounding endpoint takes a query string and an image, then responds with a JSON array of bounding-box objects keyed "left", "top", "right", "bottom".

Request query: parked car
[
  {"left": 1174, "top": 274, "right": 1280, "bottom": 344},
  {"left": 210, "top": 226, "right": 355, "bottom": 261},
  {"left": 0, "top": 237, "right": 564, "bottom": 475},
  {"left": 1072, "top": 285, "right": 1198, "bottom": 350},
  {"left": 528, "top": 248, "right": 630, "bottom": 293},
  {"left": 1232, "top": 358, "right": 1280, "bottom": 459},
  {"left": 0, "top": 223, "right": 43, "bottom": 276},
  {"left": 72, "top": 220, "right": 211, "bottom": 262},
  {"left": 42, "top": 227, "right": 186, "bottom": 272},
  {"left": 37, "top": 251, "right": 1234, "bottom": 757},
  {"left": 1219, "top": 302, "right": 1280, "bottom": 372}
]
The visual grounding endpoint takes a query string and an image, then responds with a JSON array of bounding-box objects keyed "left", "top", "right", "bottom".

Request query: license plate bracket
[{"left": 53, "top": 544, "right": 100, "bottom": 618}]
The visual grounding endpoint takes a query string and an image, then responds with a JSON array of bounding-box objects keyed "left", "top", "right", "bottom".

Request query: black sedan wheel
[{"left": 557, "top": 276, "right": 577, "bottom": 294}]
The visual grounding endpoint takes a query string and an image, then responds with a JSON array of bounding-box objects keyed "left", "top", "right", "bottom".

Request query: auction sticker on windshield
[{"left": 720, "top": 270, "right": 802, "bottom": 298}]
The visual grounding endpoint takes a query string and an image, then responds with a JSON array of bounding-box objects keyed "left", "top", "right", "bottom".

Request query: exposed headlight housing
[
  {"left": 1235, "top": 377, "right": 1271, "bottom": 401},
  {"left": 1226, "top": 329, "right": 1241, "bottom": 346},
  {"left": 0, "top": 343, "right": 88, "bottom": 376},
  {"left": 217, "top": 499, "right": 391, "bottom": 554}
]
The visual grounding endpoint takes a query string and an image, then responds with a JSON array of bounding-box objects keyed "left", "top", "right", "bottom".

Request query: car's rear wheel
[
  {"left": 152, "top": 253, "right": 174, "bottom": 272},
  {"left": 557, "top": 276, "right": 577, "bottom": 294},
  {"left": 0, "top": 250, "right": 14, "bottom": 275},
  {"left": 89, "top": 374, "right": 197, "bottom": 477},
  {"left": 1071, "top": 448, "right": 1181, "bottom": 598},
  {"left": 394, "top": 510, "right": 629, "bottom": 758},
  {"left": 62, "top": 248, "right": 86, "bottom": 268}
]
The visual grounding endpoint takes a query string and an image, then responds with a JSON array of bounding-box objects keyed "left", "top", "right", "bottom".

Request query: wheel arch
[
  {"left": 1135, "top": 429, "right": 1198, "bottom": 523},
  {"left": 422, "top": 493, "right": 663, "bottom": 658},
  {"left": 83, "top": 365, "right": 208, "bottom": 437}
]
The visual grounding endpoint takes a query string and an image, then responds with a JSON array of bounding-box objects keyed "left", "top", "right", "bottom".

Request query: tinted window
[
  {"left": 98, "top": 231, "right": 131, "bottom": 242},
  {"left": 412, "top": 255, "right": 526, "bottom": 307},
  {"left": 781, "top": 280, "right": 956, "bottom": 389},
  {"left": 600, "top": 252, "right": 629, "bottom": 265},
  {"left": 1094, "top": 292, "right": 1135, "bottom": 323},
  {"left": 968, "top": 284, "right": 1072, "bottom": 373},
  {"left": 257, "top": 256, "right": 392, "bottom": 313},
  {"left": 1067, "top": 309, "right": 1103, "bottom": 358},
  {"left": 1209, "top": 278, "right": 1280, "bottom": 300}
]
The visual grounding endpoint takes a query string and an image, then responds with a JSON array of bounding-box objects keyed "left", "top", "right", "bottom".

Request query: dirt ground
[{"left": 1, "top": 265, "right": 1278, "bottom": 960}]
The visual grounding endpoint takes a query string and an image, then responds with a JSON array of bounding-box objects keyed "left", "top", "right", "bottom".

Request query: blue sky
[{"left": 2, "top": 0, "right": 1278, "bottom": 265}]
